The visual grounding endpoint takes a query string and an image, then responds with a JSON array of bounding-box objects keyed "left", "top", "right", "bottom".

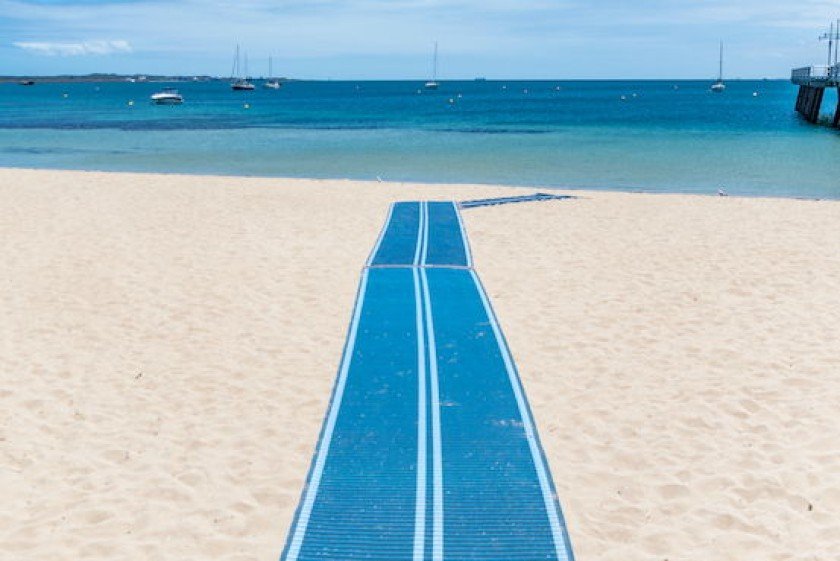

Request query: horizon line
[{"left": 0, "top": 75, "right": 792, "bottom": 81}]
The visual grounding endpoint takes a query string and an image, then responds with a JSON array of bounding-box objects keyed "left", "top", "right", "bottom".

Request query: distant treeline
[{"left": 0, "top": 74, "right": 227, "bottom": 84}]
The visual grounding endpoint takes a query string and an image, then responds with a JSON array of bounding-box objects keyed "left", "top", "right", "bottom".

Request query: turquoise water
[{"left": 1, "top": 80, "right": 838, "bottom": 198}]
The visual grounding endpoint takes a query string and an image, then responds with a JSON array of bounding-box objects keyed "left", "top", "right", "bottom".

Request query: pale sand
[{"left": 1, "top": 168, "right": 838, "bottom": 561}]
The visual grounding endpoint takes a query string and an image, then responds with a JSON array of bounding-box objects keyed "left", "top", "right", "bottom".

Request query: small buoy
[
  {"left": 457, "top": 93, "right": 462, "bottom": 98},
  {"left": 555, "top": 86, "right": 561, "bottom": 91},
  {"left": 620, "top": 95, "right": 627, "bottom": 101},
  {"left": 448, "top": 98, "right": 455, "bottom": 104},
  {"left": 502, "top": 85, "right": 507, "bottom": 90},
  {"left": 62, "top": 93, "right": 69, "bottom": 98},
  {"left": 632, "top": 93, "right": 638, "bottom": 98},
  {"left": 127, "top": 100, "right": 134, "bottom": 106},
  {"left": 244, "top": 103, "right": 251, "bottom": 109},
  {"left": 752, "top": 91, "right": 759, "bottom": 97}
]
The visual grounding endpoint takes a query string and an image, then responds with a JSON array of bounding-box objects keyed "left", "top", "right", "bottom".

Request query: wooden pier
[{"left": 791, "top": 65, "right": 840, "bottom": 125}]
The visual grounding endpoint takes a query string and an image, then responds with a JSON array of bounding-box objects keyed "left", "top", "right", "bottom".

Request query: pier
[
  {"left": 791, "top": 21, "right": 840, "bottom": 126},
  {"left": 791, "top": 65, "right": 840, "bottom": 125}
]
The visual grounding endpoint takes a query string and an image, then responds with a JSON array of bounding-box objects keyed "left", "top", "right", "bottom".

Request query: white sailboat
[
  {"left": 424, "top": 41, "right": 439, "bottom": 89},
  {"left": 264, "top": 55, "right": 282, "bottom": 89},
  {"left": 231, "top": 44, "right": 255, "bottom": 91},
  {"left": 711, "top": 41, "right": 726, "bottom": 92}
]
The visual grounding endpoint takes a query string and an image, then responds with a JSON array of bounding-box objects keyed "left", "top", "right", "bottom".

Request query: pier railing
[{"left": 791, "top": 65, "right": 832, "bottom": 84}]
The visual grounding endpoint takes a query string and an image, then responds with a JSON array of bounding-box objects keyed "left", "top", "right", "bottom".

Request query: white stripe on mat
[
  {"left": 420, "top": 202, "right": 431, "bottom": 267},
  {"left": 453, "top": 202, "right": 473, "bottom": 268},
  {"left": 419, "top": 268, "right": 444, "bottom": 561},
  {"left": 468, "top": 269, "right": 573, "bottom": 561},
  {"left": 413, "top": 202, "right": 426, "bottom": 267},
  {"left": 366, "top": 203, "right": 395, "bottom": 267},
  {"left": 284, "top": 270, "right": 370, "bottom": 561},
  {"left": 412, "top": 268, "right": 428, "bottom": 561}
]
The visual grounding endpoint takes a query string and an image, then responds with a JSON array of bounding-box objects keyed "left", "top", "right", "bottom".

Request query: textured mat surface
[
  {"left": 281, "top": 202, "right": 574, "bottom": 561},
  {"left": 368, "top": 202, "right": 471, "bottom": 269}
]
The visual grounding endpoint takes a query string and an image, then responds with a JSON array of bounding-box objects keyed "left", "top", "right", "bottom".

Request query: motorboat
[{"left": 150, "top": 88, "right": 184, "bottom": 104}]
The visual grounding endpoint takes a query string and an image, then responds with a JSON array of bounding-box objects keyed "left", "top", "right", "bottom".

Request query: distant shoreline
[
  {"left": 0, "top": 75, "right": 216, "bottom": 84},
  {"left": 0, "top": 75, "right": 295, "bottom": 84},
  {"left": 0, "top": 76, "right": 787, "bottom": 84}
]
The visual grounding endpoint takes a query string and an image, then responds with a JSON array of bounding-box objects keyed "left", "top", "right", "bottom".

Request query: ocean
[{"left": 1, "top": 79, "right": 838, "bottom": 199}]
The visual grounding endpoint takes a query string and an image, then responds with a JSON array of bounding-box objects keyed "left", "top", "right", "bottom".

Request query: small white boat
[
  {"left": 150, "top": 88, "right": 183, "bottom": 104},
  {"left": 424, "top": 41, "right": 440, "bottom": 89},
  {"left": 711, "top": 41, "right": 726, "bottom": 93}
]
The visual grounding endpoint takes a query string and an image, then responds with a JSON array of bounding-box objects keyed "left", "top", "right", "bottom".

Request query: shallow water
[{"left": 1, "top": 79, "right": 838, "bottom": 198}]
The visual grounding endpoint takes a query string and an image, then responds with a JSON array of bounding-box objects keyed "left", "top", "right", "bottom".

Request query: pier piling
[
  {"left": 795, "top": 85, "right": 825, "bottom": 123},
  {"left": 834, "top": 90, "right": 840, "bottom": 127}
]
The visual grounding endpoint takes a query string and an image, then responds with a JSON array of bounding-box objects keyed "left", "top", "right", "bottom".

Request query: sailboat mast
[
  {"left": 834, "top": 19, "right": 839, "bottom": 66},
  {"left": 269, "top": 55, "right": 273, "bottom": 79},
  {"left": 719, "top": 41, "right": 723, "bottom": 81},
  {"left": 433, "top": 41, "right": 438, "bottom": 81},
  {"left": 818, "top": 20, "right": 840, "bottom": 67},
  {"left": 232, "top": 44, "right": 240, "bottom": 79}
]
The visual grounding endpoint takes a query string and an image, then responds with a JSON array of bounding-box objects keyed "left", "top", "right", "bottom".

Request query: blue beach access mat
[
  {"left": 280, "top": 201, "right": 575, "bottom": 561},
  {"left": 458, "top": 193, "right": 573, "bottom": 209}
]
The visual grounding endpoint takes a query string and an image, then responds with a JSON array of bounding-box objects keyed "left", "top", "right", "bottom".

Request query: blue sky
[{"left": 1, "top": 0, "right": 838, "bottom": 78}]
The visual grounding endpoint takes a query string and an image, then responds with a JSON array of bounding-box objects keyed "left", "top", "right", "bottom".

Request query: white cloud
[{"left": 13, "top": 40, "right": 133, "bottom": 57}]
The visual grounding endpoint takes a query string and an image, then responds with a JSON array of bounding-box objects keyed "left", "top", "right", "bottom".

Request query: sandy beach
[{"left": 1, "top": 167, "right": 839, "bottom": 561}]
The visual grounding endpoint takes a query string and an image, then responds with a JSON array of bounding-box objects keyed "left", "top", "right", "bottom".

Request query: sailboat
[
  {"left": 231, "top": 44, "right": 255, "bottom": 91},
  {"left": 264, "top": 55, "right": 282, "bottom": 89},
  {"left": 711, "top": 41, "right": 726, "bottom": 93},
  {"left": 424, "top": 42, "right": 439, "bottom": 89}
]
